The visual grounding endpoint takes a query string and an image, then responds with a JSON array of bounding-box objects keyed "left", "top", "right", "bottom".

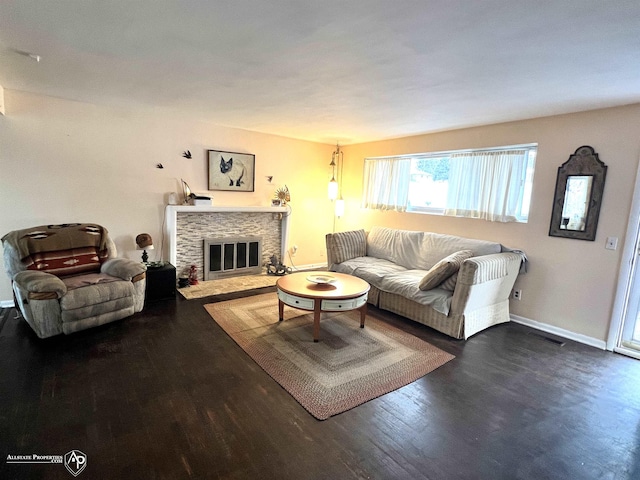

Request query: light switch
[{"left": 605, "top": 237, "right": 618, "bottom": 250}]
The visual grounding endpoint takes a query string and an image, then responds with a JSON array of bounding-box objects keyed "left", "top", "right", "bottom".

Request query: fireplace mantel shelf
[
  {"left": 167, "top": 205, "right": 288, "bottom": 214},
  {"left": 164, "top": 205, "right": 290, "bottom": 272}
]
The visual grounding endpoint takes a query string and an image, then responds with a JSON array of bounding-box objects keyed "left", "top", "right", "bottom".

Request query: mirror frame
[{"left": 549, "top": 145, "right": 607, "bottom": 241}]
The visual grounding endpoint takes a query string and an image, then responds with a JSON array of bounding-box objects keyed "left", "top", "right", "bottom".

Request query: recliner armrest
[
  {"left": 13, "top": 270, "right": 67, "bottom": 299},
  {"left": 101, "top": 258, "right": 147, "bottom": 281}
]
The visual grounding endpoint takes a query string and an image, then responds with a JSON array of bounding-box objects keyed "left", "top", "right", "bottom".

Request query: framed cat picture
[{"left": 207, "top": 150, "right": 256, "bottom": 192}]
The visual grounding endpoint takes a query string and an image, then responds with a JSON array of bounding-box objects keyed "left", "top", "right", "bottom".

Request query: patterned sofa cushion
[{"left": 327, "top": 229, "right": 367, "bottom": 264}]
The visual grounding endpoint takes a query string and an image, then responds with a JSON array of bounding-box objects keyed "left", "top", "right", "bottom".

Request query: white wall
[
  {"left": 339, "top": 104, "right": 640, "bottom": 343},
  {"left": 0, "top": 90, "right": 335, "bottom": 302}
]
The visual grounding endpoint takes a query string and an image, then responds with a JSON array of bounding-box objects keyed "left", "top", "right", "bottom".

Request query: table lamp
[{"left": 135, "top": 233, "right": 154, "bottom": 263}]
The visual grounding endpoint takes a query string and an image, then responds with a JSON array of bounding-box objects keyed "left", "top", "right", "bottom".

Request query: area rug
[{"left": 204, "top": 294, "right": 454, "bottom": 420}]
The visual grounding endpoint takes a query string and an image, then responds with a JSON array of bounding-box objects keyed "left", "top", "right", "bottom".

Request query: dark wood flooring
[{"left": 2, "top": 288, "right": 640, "bottom": 480}]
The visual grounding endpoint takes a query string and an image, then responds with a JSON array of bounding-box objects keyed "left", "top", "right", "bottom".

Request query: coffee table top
[{"left": 276, "top": 271, "right": 370, "bottom": 300}]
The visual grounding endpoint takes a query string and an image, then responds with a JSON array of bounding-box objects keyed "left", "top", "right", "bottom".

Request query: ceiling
[{"left": 1, "top": 1, "right": 639, "bottom": 145}]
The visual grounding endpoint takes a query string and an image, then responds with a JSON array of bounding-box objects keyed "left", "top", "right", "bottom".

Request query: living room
[
  {"left": 3, "top": 90, "right": 640, "bottom": 349},
  {"left": 2, "top": 2, "right": 640, "bottom": 479}
]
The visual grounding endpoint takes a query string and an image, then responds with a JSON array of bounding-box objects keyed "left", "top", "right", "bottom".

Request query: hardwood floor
[{"left": 1, "top": 289, "right": 640, "bottom": 479}]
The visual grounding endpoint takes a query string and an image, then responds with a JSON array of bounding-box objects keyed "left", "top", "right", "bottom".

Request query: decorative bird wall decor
[
  {"left": 182, "top": 150, "right": 192, "bottom": 159},
  {"left": 156, "top": 163, "right": 164, "bottom": 169}
]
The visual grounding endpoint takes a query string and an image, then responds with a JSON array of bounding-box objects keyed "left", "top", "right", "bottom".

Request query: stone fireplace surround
[{"left": 165, "top": 206, "right": 290, "bottom": 281}]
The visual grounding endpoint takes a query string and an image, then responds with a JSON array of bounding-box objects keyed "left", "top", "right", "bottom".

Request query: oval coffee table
[{"left": 276, "top": 271, "right": 370, "bottom": 342}]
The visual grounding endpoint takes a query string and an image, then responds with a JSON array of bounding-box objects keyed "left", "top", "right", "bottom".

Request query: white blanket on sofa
[
  {"left": 334, "top": 257, "right": 453, "bottom": 315},
  {"left": 366, "top": 227, "right": 501, "bottom": 270}
]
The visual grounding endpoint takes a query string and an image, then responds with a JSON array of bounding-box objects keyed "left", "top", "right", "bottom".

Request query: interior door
[
  {"left": 608, "top": 152, "right": 640, "bottom": 358},
  {"left": 619, "top": 245, "right": 640, "bottom": 358}
]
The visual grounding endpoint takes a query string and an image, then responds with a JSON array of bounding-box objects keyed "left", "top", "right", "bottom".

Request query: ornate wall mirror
[{"left": 549, "top": 145, "right": 607, "bottom": 241}]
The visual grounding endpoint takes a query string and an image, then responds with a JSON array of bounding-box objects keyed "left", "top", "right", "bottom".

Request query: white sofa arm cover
[
  {"left": 13, "top": 270, "right": 67, "bottom": 299},
  {"left": 457, "top": 253, "right": 521, "bottom": 285},
  {"left": 450, "top": 252, "right": 522, "bottom": 315},
  {"left": 101, "top": 258, "right": 147, "bottom": 281}
]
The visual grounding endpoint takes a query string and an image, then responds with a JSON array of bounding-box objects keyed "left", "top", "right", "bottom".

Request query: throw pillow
[
  {"left": 440, "top": 272, "right": 459, "bottom": 291},
  {"left": 418, "top": 250, "right": 473, "bottom": 291}
]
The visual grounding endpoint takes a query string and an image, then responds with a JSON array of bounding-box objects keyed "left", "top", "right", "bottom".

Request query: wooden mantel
[{"left": 164, "top": 205, "right": 290, "bottom": 269}]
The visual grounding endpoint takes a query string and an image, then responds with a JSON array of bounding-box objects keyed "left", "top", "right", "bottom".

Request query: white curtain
[
  {"left": 444, "top": 150, "right": 528, "bottom": 222},
  {"left": 362, "top": 157, "right": 411, "bottom": 211}
]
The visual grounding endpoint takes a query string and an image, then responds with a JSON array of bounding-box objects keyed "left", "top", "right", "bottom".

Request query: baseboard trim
[
  {"left": 0, "top": 300, "right": 15, "bottom": 308},
  {"left": 288, "top": 262, "right": 327, "bottom": 272},
  {"left": 510, "top": 314, "right": 606, "bottom": 350}
]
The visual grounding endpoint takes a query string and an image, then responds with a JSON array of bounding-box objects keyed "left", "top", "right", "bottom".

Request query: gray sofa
[
  {"left": 2, "top": 223, "right": 147, "bottom": 338},
  {"left": 326, "top": 226, "right": 525, "bottom": 339}
]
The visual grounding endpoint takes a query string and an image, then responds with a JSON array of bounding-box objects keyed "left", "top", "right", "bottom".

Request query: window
[
  {"left": 407, "top": 156, "right": 450, "bottom": 211},
  {"left": 362, "top": 144, "right": 537, "bottom": 223}
]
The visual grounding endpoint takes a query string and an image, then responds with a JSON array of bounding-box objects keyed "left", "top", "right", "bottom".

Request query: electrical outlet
[
  {"left": 605, "top": 237, "right": 618, "bottom": 250},
  {"left": 513, "top": 289, "right": 522, "bottom": 300}
]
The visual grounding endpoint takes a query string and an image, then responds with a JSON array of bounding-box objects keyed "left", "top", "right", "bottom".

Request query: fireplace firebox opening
[{"left": 204, "top": 236, "right": 263, "bottom": 280}]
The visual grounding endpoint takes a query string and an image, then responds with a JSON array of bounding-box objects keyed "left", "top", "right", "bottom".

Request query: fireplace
[
  {"left": 204, "top": 236, "right": 262, "bottom": 280},
  {"left": 165, "top": 206, "right": 290, "bottom": 281}
]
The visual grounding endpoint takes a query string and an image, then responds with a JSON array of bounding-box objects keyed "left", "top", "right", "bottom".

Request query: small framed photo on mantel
[{"left": 208, "top": 150, "right": 255, "bottom": 192}]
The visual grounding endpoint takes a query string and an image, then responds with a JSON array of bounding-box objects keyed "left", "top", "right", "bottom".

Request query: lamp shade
[
  {"left": 328, "top": 179, "right": 338, "bottom": 200},
  {"left": 135, "top": 233, "right": 154, "bottom": 250},
  {"left": 335, "top": 199, "right": 345, "bottom": 217}
]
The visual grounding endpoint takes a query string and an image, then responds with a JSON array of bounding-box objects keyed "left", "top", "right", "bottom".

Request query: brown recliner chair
[{"left": 2, "top": 223, "right": 146, "bottom": 338}]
